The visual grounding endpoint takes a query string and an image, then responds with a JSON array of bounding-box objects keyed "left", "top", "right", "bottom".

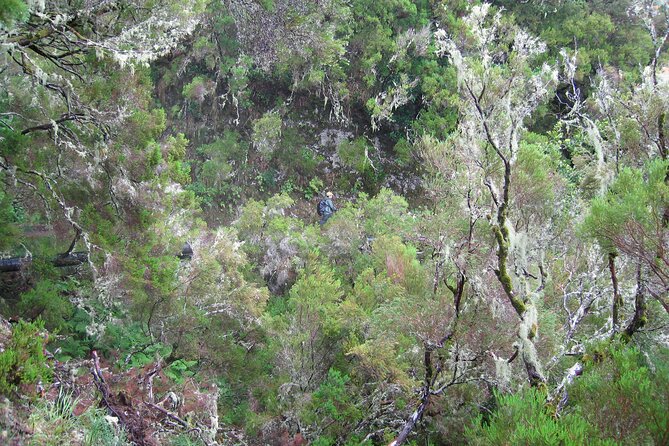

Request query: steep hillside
[{"left": 1, "top": 1, "right": 668, "bottom": 445}]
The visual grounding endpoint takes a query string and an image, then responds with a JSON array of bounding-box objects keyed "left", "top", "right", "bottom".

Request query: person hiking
[{"left": 317, "top": 191, "right": 337, "bottom": 225}]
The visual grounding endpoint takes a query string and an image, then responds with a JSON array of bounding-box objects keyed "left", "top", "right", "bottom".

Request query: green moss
[{"left": 493, "top": 225, "right": 526, "bottom": 315}]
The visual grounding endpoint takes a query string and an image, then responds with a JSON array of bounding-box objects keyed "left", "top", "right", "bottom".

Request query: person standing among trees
[{"left": 317, "top": 191, "right": 337, "bottom": 225}]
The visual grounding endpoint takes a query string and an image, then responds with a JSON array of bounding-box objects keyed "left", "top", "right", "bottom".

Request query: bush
[
  {"left": 0, "top": 320, "right": 52, "bottom": 396},
  {"left": 183, "top": 76, "right": 214, "bottom": 103},
  {"left": 569, "top": 344, "right": 669, "bottom": 445},
  {"left": 305, "top": 177, "right": 324, "bottom": 200},
  {"left": 466, "top": 344, "right": 669, "bottom": 445},
  {"left": 252, "top": 111, "right": 282, "bottom": 157},
  {"left": 0, "top": 0, "right": 29, "bottom": 29},
  {"left": 0, "top": 184, "right": 19, "bottom": 250},
  {"left": 465, "top": 388, "right": 604, "bottom": 446},
  {"left": 393, "top": 138, "right": 413, "bottom": 166},
  {"left": 301, "top": 369, "right": 363, "bottom": 443},
  {"left": 18, "top": 279, "right": 74, "bottom": 331},
  {"left": 337, "top": 137, "right": 373, "bottom": 174}
]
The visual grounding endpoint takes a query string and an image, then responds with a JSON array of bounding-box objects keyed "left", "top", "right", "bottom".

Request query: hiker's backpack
[{"left": 317, "top": 199, "right": 328, "bottom": 216}]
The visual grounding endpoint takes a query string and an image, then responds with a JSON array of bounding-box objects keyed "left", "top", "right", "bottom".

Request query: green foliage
[
  {"left": 234, "top": 198, "right": 266, "bottom": 243},
  {"left": 189, "top": 131, "right": 249, "bottom": 206},
  {"left": 370, "top": 235, "right": 425, "bottom": 294},
  {"left": 183, "top": 76, "right": 214, "bottom": 103},
  {"left": 164, "top": 359, "right": 198, "bottom": 383},
  {"left": 305, "top": 177, "right": 324, "bottom": 200},
  {"left": 164, "top": 133, "right": 191, "bottom": 185},
  {"left": 51, "top": 307, "right": 94, "bottom": 361},
  {"left": 467, "top": 345, "right": 669, "bottom": 445},
  {"left": 146, "top": 141, "right": 163, "bottom": 176},
  {"left": 82, "top": 407, "right": 130, "bottom": 446},
  {"left": 361, "top": 188, "right": 412, "bottom": 237},
  {"left": 392, "top": 138, "right": 413, "bottom": 166},
  {"left": 583, "top": 159, "right": 669, "bottom": 253},
  {"left": 256, "top": 168, "right": 277, "bottom": 191},
  {"left": 98, "top": 323, "right": 169, "bottom": 368},
  {"left": 338, "top": 137, "right": 373, "bottom": 174},
  {"left": 570, "top": 344, "right": 669, "bottom": 444},
  {"left": 4, "top": 1, "right": 669, "bottom": 443},
  {"left": 28, "top": 388, "right": 80, "bottom": 445},
  {"left": 0, "top": 182, "right": 19, "bottom": 250},
  {"left": 302, "top": 369, "right": 363, "bottom": 442},
  {"left": 288, "top": 260, "right": 344, "bottom": 338},
  {"left": 252, "top": 111, "right": 283, "bottom": 157},
  {"left": 18, "top": 279, "right": 75, "bottom": 331},
  {"left": 332, "top": 148, "right": 385, "bottom": 192},
  {"left": 199, "top": 131, "right": 248, "bottom": 164},
  {"left": 540, "top": 11, "right": 615, "bottom": 79},
  {"left": 275, "top": 128, "right": 323, "bottom": 180},
  {"left": 127, "top": 108, "right": 166, "bottom": 148},
  {"left": 0, "top": 0, "right": 28, "bottom": 29},
  {"left": 0, "top": 320, "right": 51, "bottom": 396},
  {"left": 258, "top": 0, "right": 275, "bottom": 12},
  {"left": 465, "top": 388, "right": 607, "bottom": 446},
  {"left": 226, "top": 56, "right": 253, "bottom": 108},
  {"left": 28, "top": 389, "right": 129, "bottom": 445},
  {"left": 498, "top": 0, "right": 653, "bottom": 78},
  {"left": 511, "top": 135, "right": 564, "bottom": 225},
  {"left": 0, "top": 125, "right": 29, "bottom": 159}
]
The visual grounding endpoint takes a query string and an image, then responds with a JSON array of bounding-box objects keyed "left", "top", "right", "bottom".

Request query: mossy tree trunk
[
  {"left": 493, "top": 157, "right": 546, "bottom": 387},
  {"left": 624, "top": 265, "right": 647, "bottom": 338},
  {"left": 608, "top": 252, "right": 623, "bottom": 334}
]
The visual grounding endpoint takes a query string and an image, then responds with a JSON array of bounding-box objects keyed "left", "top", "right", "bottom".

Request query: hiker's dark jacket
[{"left": 320, "top": 199, "right": 337, "bottom": 224}]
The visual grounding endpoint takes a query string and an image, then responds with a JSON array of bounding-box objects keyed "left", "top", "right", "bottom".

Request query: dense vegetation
[{"left": 1, "top": 0, "right": 668, "bottom": 444}]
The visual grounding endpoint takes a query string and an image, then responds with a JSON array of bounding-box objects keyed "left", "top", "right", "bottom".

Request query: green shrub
[
  {"left": 466, "top": 345, "right": 669, "bottom": 445},
  {"left": 0, "top": 320, "right": 52, "bottom": 396},
  {"left": 164, "top": 359, "right": 198, "bottom": 383},
  {"left": 393, "top": 138, "right": 413, "bottom": 166},
  {"left": 82, "top": 407, "right": 129, "bottom": 446},
  {"left": 465, "top": 388, "right": 605, "bottom": 446},
  {"left": 96, "top": 323, "right": 170, "bottom": 368},
  {"left": 274, "top": 128, "right": 323, "bottom": 178},
  {"left": 569, "top": 344, "right": 669, "bottom": 445},
  {"left": 52, "top": 307, "right": 95, "bottom": 361},
  {"left": 183, "top": 76, "right": 213, "bottom": 103},
  {"left": 252, "top": 111, "right": 282, "bottom": 157},
  {"left": 305, "top": 177, "right": 324, "bottom": 200},
  {"left": 0, "top": 0, "right": 28, "bottom": 29},
  {"left": 18, "top": 279, "right": 74, "bottom": 331},
  {"left": 337, "top": 138, "right": 373, "bottom": 174},
  {"left": 301, "top": 369, "right": 363, "bottom": 443}
]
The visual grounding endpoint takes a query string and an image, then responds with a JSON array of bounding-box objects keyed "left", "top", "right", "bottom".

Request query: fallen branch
[
  {"left": 147, "top": 402, "right": 189, "bottom": 428},
  {"left": 549, "top": 362, "right": 584, "bottom": 417},
  {"left": 144, "top": 360, "right": 163, "bottom": 404},
  {"left": 91, "top": 351, "right": 124, "bottom": 430},
  {"left": 0, "top": 252, "right": 88, "bottom": 273},
  {"left": 91, "top": 351, "right": 147, "bottom": 445},
  {"left": 1, "top": 245, "right": 194, "bottom": 273}
]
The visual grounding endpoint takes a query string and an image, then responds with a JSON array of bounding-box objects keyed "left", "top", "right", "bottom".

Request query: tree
[
  {"left": 435, "top": 3, "right": 557, "bottom": 386},
  {"left": 571, "top": 0, "right": 669, "bottom": 336},
  {"left": 0, "top": 0, "right": 204, "bottom": 264},
  {"left": 584, "top": 161, "right": 669, "bottom": 317}
]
